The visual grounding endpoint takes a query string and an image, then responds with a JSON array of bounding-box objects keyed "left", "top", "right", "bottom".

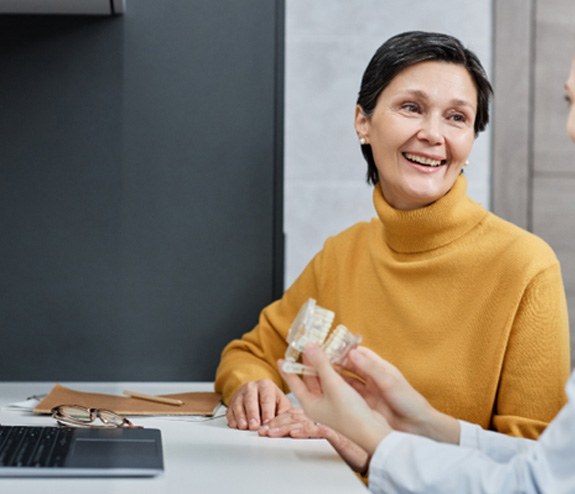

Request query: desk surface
[{"left": 0, "top": 382, "right": 367, "bottom": 493}]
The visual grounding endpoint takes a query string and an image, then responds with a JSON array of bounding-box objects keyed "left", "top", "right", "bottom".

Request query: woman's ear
[{"left": 354, "top": 105, "right": 370, "bottom": 143}]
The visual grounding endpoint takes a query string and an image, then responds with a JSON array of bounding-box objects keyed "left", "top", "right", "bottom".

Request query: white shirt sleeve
[
  {"left": 368, "top": 371, "right": 575, "bottom": 494},
  {"left": 459, "top": 420, "right": 534, "bottom": 462}
]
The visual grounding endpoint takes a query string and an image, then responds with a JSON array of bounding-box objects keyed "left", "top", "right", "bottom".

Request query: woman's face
[
  {"left": 566, "top": 57, "right": 575, "bottom": 143},
  {"left": 355, "top": 61, "right": 477, "bottom": 210}
]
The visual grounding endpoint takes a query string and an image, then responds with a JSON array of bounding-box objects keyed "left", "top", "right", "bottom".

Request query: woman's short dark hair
[{"left": 357, "top": 31, "right": 493, "bottom": 185}]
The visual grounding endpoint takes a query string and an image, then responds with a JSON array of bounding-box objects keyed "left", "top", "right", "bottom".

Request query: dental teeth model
[{"left": 281, "top": 298, "right": 362, "bottom": 376}]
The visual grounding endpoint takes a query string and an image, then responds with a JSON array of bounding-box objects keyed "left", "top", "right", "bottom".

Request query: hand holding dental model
[
  {"left": 279, "top": 299, "right": 458, "bottom": 451},
  {"left": 280, "top": 344, "right": 460, "bottom": 458}
]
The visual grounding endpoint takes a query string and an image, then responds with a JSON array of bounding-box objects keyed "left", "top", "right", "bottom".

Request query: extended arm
[
  {"left": 283, "top": 345, "right": 575, "bottom": 494},
  {"left": 370, "top": 390, "right": 574, "bottom": 494}
]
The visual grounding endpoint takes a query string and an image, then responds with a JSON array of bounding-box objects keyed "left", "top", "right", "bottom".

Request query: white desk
[{"left": 0, "top": 382, "right": 367, "bottom": 493}]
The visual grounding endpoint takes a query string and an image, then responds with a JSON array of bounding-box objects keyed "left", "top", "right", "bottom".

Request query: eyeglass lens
[
  {"left": 55, "top": 405, "right": 94, "bottom": 423},
  {"left": 97, "top": 409, "right": 127, "bottom": 426},
  {"left": 52, "top": 405, "right": 133, "bottom": 427}
]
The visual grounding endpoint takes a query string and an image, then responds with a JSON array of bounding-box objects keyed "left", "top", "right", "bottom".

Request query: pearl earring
[{"left": 359, "top": 137, "right": 367, "bottom": 145}]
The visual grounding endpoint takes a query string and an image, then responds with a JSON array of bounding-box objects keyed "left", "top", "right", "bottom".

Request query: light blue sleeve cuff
[{"left": 458, "top": 419, "right": 534, "bottom": 462}]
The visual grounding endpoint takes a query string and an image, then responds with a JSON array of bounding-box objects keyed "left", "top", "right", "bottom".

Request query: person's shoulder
[
  {"left": 321, "top": 217, "right": 377, "bottom": 248},
  {"left": 483, "top": 211, "right": 558, "bottom": 264}
]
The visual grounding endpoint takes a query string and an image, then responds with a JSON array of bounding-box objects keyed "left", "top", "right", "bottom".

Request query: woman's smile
[{"left": 402, "top": 152, "right": 447, "bottom": 169}]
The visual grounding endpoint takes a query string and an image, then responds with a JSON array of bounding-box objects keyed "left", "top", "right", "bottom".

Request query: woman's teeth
[{"left": 403, "top": 152, "right": 444, "bottom": 167}]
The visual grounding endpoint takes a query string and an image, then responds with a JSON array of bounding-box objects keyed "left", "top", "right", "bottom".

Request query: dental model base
[{"left": 281, "top": 299, "right": 361, "bottom": 376}]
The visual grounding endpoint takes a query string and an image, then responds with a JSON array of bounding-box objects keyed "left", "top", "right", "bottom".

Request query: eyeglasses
[{"left": 51, "top": 404, "right": 141, "bottom": 429}]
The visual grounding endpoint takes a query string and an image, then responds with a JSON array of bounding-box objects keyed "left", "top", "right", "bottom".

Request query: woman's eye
[
  {"left": 448, "top": 112, "right": 467, "bottom": 123},
  {"left": 401, "top": 103, "right": 419, "bottom": 113}
]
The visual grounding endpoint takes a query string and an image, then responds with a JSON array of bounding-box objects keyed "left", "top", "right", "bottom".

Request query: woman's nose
[{"left": 417, "top": 116, "right": 444, "bottom": 145}]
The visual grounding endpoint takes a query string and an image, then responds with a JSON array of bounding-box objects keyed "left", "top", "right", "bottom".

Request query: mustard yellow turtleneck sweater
[{"left": 215, "top": 175, "right": 571, "bottom": 439}]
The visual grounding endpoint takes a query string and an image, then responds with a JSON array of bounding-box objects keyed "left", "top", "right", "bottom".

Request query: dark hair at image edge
[{"left": 357, "top": 31, "right": 493, "bottom": 185}]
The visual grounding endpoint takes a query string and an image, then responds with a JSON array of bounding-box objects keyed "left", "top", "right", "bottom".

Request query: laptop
[{"left": 0, "top": 424, "right": 164, "bottom": 477}]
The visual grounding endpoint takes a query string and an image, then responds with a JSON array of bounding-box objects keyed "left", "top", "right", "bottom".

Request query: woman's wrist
[
  {"left": 352, "top": 414, "right": 392, "bottom": 456},
  {"left": 419, "top": 408, "right": 461, "bottom": 444}
]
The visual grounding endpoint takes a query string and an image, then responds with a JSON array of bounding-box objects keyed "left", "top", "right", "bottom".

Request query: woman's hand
[
  {"left": 226, "top": 379, "right": 292, "bottom": 430},
  {"left": 278, "top": 345, "right": 391, "bottom": 455},
  {"left": 258, "top": 408, "right": 370, "bottom": 473},
  {"left": 342, "top": 347, "right": 460, "bottom": 444},
  {"left": 258, "top": 407, "right": 322, "bottom": 438}
]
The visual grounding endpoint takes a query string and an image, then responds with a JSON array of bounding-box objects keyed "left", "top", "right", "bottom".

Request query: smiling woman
[
  {"left": 279, "top": 49, "right": 575, "bottom": 494},
  {"left": 215, "top": 31, "right": 571, "bottom": 474}
]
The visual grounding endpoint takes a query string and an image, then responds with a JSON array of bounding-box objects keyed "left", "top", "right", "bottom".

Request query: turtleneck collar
[{"left": 373, "top": 174, "right": 488, "bottom": 253}]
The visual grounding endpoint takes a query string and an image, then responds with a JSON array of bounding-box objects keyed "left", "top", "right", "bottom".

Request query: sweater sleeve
[
  {"left": 214, "top": 250, "right": 325, "bottom": 404},
  {"left": 491, "top": 263, "right": 571, "bottom": 438}
]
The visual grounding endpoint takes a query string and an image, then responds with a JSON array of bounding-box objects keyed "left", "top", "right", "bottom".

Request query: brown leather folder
[{"left": 34, "top": 384, "right": 222, "bottom": 416}]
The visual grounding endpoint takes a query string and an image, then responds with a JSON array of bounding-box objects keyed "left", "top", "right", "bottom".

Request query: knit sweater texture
[{"left": 215, "top": 175, "right": 571, "bottom": 439}]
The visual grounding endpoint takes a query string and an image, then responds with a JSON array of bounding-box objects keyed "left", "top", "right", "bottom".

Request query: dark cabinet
[{"left": 0, "top": 0, "right": 284, "bottom": 381}]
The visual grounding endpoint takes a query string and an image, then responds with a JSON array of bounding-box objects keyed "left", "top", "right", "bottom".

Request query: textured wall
[{"left": 284, "top": 0, "right": 493, "bottom": 286}]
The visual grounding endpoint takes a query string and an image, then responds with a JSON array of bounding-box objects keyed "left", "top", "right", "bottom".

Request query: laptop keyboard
[{"left": 0, "top": 425, "right": 73, "bottom": 468}]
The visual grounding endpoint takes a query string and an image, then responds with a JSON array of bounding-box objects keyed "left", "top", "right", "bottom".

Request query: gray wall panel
[{"left": 491, "top": 0, "right": 533, "bottom": 230}]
